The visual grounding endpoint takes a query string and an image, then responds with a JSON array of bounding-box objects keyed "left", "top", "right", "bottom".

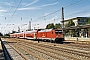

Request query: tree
[
  {"left": 87, "top": 18, "right": 90, "bottom": 36},
  {"left": 4, "top": 34, "right": 10, "bottom": 36},
  {"left": 11, "top": 30, "right": 17, "bottom": 34},
  {"left": 65, "top": 20, "right": 75, "bottom": 27},
  {"left": 54, "top": 23, "right": 61, "bottom": 29},
  {"left": 46, "top": 23, "right": 54, "bottom": 29},
  {"left": 87, "top": 18, "right": 90, "bottom": 24},
  {"left": 65, "top": 20, "right": 75, "bottom": 37},
  {"left": 0, "top": 32, "right": 3, "bottom": 36}
]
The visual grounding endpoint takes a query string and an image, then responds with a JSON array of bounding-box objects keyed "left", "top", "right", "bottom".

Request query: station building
[{"left": 62, "top": 17, "right": 90, "bottom": 38}]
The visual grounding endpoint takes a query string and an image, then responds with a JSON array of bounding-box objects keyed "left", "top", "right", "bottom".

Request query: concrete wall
[{"left": 65, "top": 37, "right": 90, "bottom": 41}]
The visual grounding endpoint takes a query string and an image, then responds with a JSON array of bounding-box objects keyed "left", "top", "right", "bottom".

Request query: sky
[{"left": 0, "top": 0, "right": 90, "bottom": 34}]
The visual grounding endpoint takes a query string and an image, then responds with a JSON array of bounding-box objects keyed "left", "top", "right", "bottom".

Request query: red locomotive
[{"left": 10, "top": 29, "right": 64, "bottom": 43}]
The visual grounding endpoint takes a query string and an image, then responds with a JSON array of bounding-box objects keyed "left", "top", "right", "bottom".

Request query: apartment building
[{"left": 62, "top": 17, "right": 90, "bottom": 38}]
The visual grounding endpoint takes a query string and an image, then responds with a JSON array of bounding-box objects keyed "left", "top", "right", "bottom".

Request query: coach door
[{"left": 34, "top": 33, "right": 36, "bottom": 39}]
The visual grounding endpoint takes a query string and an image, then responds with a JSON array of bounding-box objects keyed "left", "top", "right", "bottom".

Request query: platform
[
  {"left": 2, "top": 40, "right": 25, "bottom": 60},
  {"left": 0, "top": 40, "right": 4, "bottom": 60}
]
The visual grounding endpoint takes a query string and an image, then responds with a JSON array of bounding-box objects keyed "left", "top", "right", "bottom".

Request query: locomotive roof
[
  {"left": 14, "top": 33, "right": 21, "bottom": 34},
  {"left": 39, "top": 29, "right": 53, "bottom": 32},
  {"left": 10, "top": 33, "right": 21, "bottom": 35},
  {"left": 25, "top": 30, "right": 37, "bottom": 33}
]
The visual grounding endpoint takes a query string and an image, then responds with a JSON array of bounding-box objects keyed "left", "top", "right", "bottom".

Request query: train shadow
[
  {"left": 29, "top": 39, "right": 75, "bottom": 44},
  {"left": 26, "top": 39, "right": 75, "bottom": 44},
  {"left": 62, "top": 41, "right": 75, "bottom": 44}
]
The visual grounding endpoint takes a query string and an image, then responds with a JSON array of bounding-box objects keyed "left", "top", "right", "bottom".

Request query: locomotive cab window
[{"left": 55, "top": 30, "right": 62, "bottom": 34}]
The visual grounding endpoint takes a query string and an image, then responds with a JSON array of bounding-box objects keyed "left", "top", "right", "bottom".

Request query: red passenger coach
[
  {"left": 10, "top": 32, "right": 25, "bottom": 38},
  {"left": 25, "top": 30, "right": 37, "bottom": 39},
  {"left": 10, "top": 34, "right": 14, "bottom": 38},
  {"left": 19, "top": 32, "right": 25, "bottom": 38}
]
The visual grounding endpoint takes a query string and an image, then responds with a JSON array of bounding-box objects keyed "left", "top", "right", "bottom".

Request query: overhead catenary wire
[
  {"left": 8, "top": 0, "right": 84, "bottom": 23},
  {"left": 4, "top": 0, "right": 86, "bottom": 30},
  {"left": 33, "top": 0, "right": 84, "bottom": 21},
  {"left": 43, "top": 8, "right": 90, "bottom": 24},
  {"left": 33, "top": 0, "right": 85, "bottom": 27},
  {"left": 51, "top": 7, "right": 90, "bottom": 22},
  {"left": 65, "top": 8, "right": 90, "bottom": 18},
  {"left": 4, "top": 0, "right": 15, "bottom": 21},
  {"left": 64, "top": 0, "right": 84, "bottom": 9},
  {"left": 10, "top": 0, "right": 22, "bottom": 21},
  {"left": 10, "top": 0, "right": 59, "bottom": 25},
  {"left": 23, "top": 0, "right": 59, "bottom": 19},
  {"left": 2, "top": 0, "right": 22, "bottom": 34},
  {"left": 1, "top": 0, "right": 16, "bottom": 34},
  {"left": 8, "top": 0, "right": 16, "bottom": 23}
]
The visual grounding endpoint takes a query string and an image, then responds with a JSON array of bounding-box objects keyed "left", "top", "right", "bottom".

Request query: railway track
[
  {"left": 2, "top": 38, "right": 90, "bottom": 60},
  {"left": 20, "top": 40, "right": 90, "bottom": 60},
  {"left": 17, "top": 41, "right": 79, "bottom": 60},
  {"left": 6, "top": 41, "right": 44, "bottom": 60},
  {"left": 63, "top": 43, "right": 90, "bottom": 51},
  {"left": 5, "top": 39, "right": 65, "bottom": 60}
]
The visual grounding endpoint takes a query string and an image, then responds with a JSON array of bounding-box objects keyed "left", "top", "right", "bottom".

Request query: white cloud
[
  {"left": 24, "top": 0, "right": 39, "bottom": 7},
  {"left": 0, "top": 10, "right": 7, "bottom": 12},
  {"left": 18, "top": 2, "right": 58, "bottom": 11},
  {"left": 44, "top": 13, "right": 49, "bottom": 16},
  {"left": 17, "top": 7, "right": 41, "bottom": 10},
  {"left": 21, "top": 3, "right": 27, "bottom": 6},
  {"left": 0, "top": 2, "right": 12, "bottom": 6},
  {"left": 0, "top": 15, "right": 4, "bottom": 17},
  {"left": 37, "top": 2, "right": 58, "bottom": 8},
  {"left": 0, "top": 6, "right": 2, "bottom": 9},
  {"left": 81, "top": 13, "right": 90, "bottom": 17}
]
